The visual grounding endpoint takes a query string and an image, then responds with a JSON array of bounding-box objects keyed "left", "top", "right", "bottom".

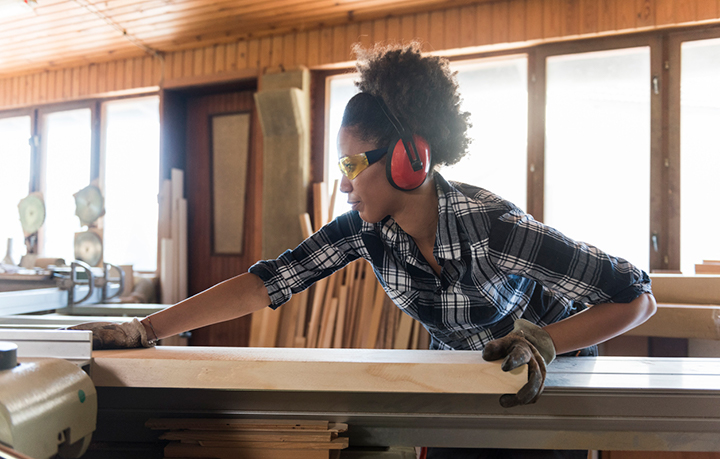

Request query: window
[
  {"left": 41, "top": 108, "right": 93, "bottom": 263},
  {"left": 101, "top": 97, "right": 160, "bottom": 272},
  {"left": 326, "top": 73, "right": 360, "bottom": 219},
  {"left": 679, "top": 37, "right": 720, "bottom": 274},
  {"left": 0, "top": 115, "right": 32, "bottom": 263},
  {"left": 443, "top": 56, "right": 528, "bottom": 211},
  {"left": 1, "top": 95, "right": 160, "bottom": 272},
  {"left": 544, "top": 47, "right": 651, "bottom": 271}
]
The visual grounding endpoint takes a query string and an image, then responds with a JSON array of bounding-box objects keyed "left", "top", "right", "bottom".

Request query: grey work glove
[
  {"left": 67, "top": 318, "right": 156, "bottom": 350},
  {"left": 482, "top": 319, "right": 556, "bottom": 408}
]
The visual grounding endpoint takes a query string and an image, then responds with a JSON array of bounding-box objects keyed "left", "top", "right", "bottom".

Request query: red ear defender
[{"left": 386, "top": 134, "right": 431, "bottom": 191}]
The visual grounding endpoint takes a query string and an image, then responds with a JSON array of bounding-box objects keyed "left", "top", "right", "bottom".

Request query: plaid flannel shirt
[{"left": 249, "top": 173, "right": 652, "bottom": 351}]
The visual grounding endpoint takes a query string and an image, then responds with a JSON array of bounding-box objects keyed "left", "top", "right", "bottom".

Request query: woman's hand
[
  {"left": 482, "top": 319, "right": 556, "bottom": 408},
  {"left": 67, "top": 318, "right": 155, "bottom": 350}
]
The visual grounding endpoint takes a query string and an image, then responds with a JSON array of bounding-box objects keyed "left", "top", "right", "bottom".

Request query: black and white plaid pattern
[{"left": 250, "top": 174, "right": 652, "bottom": 351}]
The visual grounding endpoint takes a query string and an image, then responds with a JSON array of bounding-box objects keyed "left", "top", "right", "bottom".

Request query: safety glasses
[{"left": 338, "top": 147, "right": 387, "bottom": 180}]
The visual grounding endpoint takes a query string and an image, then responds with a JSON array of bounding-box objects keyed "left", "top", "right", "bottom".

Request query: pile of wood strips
[
  {"left": 147, "top": 418, "right": 348, "bottom": 459},
  {"left": 249, "top": 181, "right": 430, "bottom": 350}
]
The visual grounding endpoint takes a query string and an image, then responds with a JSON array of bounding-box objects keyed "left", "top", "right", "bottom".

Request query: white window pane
[
  {"left": 43, "top": 109, "right": 92, "bottom": 262},
  {"left": 545, "top": 47, "right": 651, "bottom": 271},
  {"left": 0, "top": 116, "right": 32, "bottom": 263},
  {"left": 443, "top": 56, "right": 528, "bottom": 211},
  {"left": 680, "top": 38, "right": 720, "bottom": 274},
  {"left": 327, "top": 74, "right": 359, "bottom": 219},
  {"left": 102, "top": 97, "right": 160, "bottom": 272}
]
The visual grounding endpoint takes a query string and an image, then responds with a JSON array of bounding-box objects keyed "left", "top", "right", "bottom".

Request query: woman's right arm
[{"left": 140, "top": 272, "right": 270, "bottom": 341}]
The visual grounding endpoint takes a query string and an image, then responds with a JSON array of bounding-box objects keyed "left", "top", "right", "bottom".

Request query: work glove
[
  {"left": 482, "top": 319, "right": 556, "bottom": 408},
  {"left": 66, "top": 318, "right": 156, "bottom": 350}
]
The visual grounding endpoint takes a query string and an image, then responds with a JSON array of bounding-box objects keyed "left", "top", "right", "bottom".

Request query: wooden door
[{"left": 184, "top": 90, "right": 263, "bottom": 346}]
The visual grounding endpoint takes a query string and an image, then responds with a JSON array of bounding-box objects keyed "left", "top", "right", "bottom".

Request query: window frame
[
  {"left": 1, "top": 92, "right": 159, "bottom": 257},
  {"left": 317, "top": 23, "right": 720, "bottom": 274}
]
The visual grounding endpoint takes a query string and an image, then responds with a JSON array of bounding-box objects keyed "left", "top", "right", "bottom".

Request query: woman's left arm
[{"left": 543, "top": 293, "right": 657, "bottom": 354}]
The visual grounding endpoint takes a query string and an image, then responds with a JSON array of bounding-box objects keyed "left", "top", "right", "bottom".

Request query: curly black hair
[{"left": 341, "top": 42, "right": 472, "bottom": 168}]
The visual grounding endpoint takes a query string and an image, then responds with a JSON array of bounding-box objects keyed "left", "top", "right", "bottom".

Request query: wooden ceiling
[{"left": 0, "top": 0, "right": 481, "bottom": 76}]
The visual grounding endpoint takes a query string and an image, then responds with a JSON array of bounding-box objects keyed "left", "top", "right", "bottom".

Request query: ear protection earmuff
[{"left": 372, "top": 95, "right": 431, "bottom": 191}]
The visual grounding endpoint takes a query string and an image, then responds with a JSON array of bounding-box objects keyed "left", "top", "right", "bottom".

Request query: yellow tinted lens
[{"left": 338, "top": 154, "right": 369, "bottom": 180}]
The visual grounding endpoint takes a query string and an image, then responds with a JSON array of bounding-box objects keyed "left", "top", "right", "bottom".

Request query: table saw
[{"left": 87, "top": 347, "right": 720, "bottom": 454}]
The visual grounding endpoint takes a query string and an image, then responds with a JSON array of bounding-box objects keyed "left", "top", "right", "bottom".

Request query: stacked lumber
[
  {"left": 249, "top": 181, "right": 430, "bottom": 350},
  {"left": 158, "top": 168, "right": 188, "bottom": 304},
  {"left": 146, "top": 418, "right": 348, "bottom": 459}
]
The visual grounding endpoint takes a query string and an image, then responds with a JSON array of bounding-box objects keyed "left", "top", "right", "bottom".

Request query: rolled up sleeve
[{"left": 488, "top": 210, "right": 652, "bottom": 305}]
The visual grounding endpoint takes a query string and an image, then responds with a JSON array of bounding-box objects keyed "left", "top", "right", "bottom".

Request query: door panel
[{"left": 184, "top": 90, "right": 262, "bottom": 346}]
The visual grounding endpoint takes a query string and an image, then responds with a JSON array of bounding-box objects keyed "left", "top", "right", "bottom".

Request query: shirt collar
[{"left": 434, "top": 173, "right": 466, "bottom": 261}]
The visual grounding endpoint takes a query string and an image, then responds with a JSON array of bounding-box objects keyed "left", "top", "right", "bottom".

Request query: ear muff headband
[{"left": 371, "top": 95, "right": 431, "bottom": 191}]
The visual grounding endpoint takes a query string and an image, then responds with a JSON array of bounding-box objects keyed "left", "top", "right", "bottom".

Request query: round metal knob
[{"left": 0, "top": 341, "right": 18, "bottom": 370}]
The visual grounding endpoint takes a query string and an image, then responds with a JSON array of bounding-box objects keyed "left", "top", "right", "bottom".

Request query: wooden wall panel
[{"left": 3, "top": 0, "right": 720, "bottom": 110}]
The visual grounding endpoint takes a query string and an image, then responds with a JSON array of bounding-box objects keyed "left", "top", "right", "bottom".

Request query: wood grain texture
[{"left": 90, "top": 346, "right": 527, "bottom": 393}]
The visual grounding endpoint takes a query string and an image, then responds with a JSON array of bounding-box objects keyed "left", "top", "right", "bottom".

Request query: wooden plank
[
  {"left": 283, "top": 34, "right": 296, "bottom": 68},
  {"left": 271, "top": 35, "right": 284, "bottom": 68},
  {"left": 616, "top": 0, "right": 637, "bottom": 30},
  {"left": 581, "top": 0, "right": 599, "bottom": 34},
  {"left": 393, "top": 311, "right": 413, "bottom": 349},
  {"left": 654, "top": 0, "right": 676, "bottom": 25},
  {"left": 650, "top": 274, "right": 720, "bottom": 304},
  {"left": 312, "top": 182, "right": 328, "bottom": 232},
  {"left": 525, "top": 0, "right": 544, "bottom": 40},
  {"left": 91, "top": 346, "right": 528, "bottom": 394},
  {"left": 636, "top": 0, "right": 654, "bottom": 27},
  {"left": 277, "top": 294, "right": 299, "bottom": 347},
  {"left": 373, "top": 17, "right": 387, "bottom": 44},
  {"left": 561, "top": 0, "right": 581, "bottom": 36},
  {"left": 543, "top": 0, "right": 562, "bottom": 38},
  {"left": 696, "top": 0, "right": 719, "bottom": 20},
  {"left": 147, "top": 418, "right": 336, "bottom": 431},
  {"left": 676, "top": 0, "right": 697, "bottom": 22},
  {"left": 387, "top": 16, "right": 401, "bottom": 43},
  {"left": 476, "top": 2, "right": 493, "bottom": 46},
  {"left": 508, "top": 0, "right": 526, "bottom": 43},
  {"left": 186, "top": 438, "right": 349, "bottom": 449},
  {"left": 306, "top": 277, "right": 328, "bottom": 348},
  {"left": 695, "top": 264, "right": 720, "bottom": 274},
  {"left": 226, "top": 42, "right": 238, "bottom": 71},
  {"left": 428, "top": 11, "right": 444, "bottom": 49},
  {"left": 164, "top": 443, "right": 334, "bottom": 458},
  {"left": 624, "top": 303, "right": 720, "bottom": 340},
  {"left": 295, "top": 32, "right": 308, "bottom": 66},
  {"left": 333, "top": 25, "right": 347, "bottom": 63},
  {"left": 306, "top": 29, "right": 320, "bottom": 67},
  {"left": 214, "top": 44, "right": 226, "bottom": 74},
  {"left": 354, "top": 263, "right": 378, "bottom": 348},
  {"left": 400, "top": 14, "right": 415, "bottom": 42},
  {"left": 363, "top": 280, "right": 386, "bottom": 349},
  {"left": 443, "top": 8, "right": 460, "bottom": 49},
  {"left": 237, "top": 41, "right": 249, "bottom": 70},
  {"left": 492, "top": 1, "right": 510, "bottom": 43},
  {"left": 159, "top": 430, "right": 334, "bottom": 442},
  {"left": 333, "top": 285, "right": 348, "bottom": 348},
  {"left": 320, "top": 28, "right": 334, "bottom": 65},
  {"left": 318, "top": 297, "right": 339, "bottom": 348}
]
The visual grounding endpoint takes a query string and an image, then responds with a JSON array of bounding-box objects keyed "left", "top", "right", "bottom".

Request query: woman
[{"left": 74, "top": 43, "right": 656, "bottom": 459}]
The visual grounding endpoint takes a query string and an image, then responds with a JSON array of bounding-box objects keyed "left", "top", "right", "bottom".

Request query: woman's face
[{"left": 337, "top": 126, "right": 399, "bottom": 223}]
